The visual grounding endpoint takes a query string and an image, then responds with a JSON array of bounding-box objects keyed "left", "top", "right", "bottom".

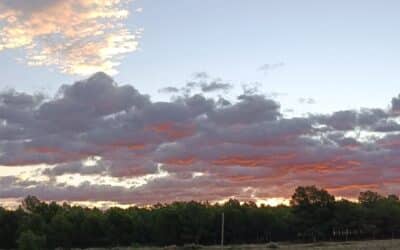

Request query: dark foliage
[{"left": 0, "top": 186, "right": 399, "bottom": 249}]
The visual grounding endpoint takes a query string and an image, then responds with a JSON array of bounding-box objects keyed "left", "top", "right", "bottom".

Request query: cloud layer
[
  {"left": 0, "top": 0, "right": 139, "bottom": 75},
  {"left": 1, "top": 72, "right": 400, "bottom": 206}
]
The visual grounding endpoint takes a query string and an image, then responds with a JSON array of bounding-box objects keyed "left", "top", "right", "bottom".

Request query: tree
[
  {"left": 368, "top": 195, "right": 400, "bottom": 239},
  {"left": 0, "top": 208, "right": 20, "bottom": 249},
  {"left": 290, "top": 186, "right": 335, "bottom": 241},
  {"left": 1, "top": 188, "right": 399, "bottom": 248},
  {"left": 21, "top": 196, "right": 42, "bottom": 213},
  {"left": 48, "top": 213, "right": 73, "bottom": 248},
  {"left": 291, "top": 186, "right": 335, "bottom": 208},
  {"left": 105, "top": 207, "right": 134, "bottom": 246},
  {"left": 81, "top": 209, "right": 107, "bottom": 247},
  {"left": 358, "top": 191, "right": 383, "bottom": 207},
  {"left": 388, "top": 194, "right": 399, "bottom": 201},
  {"left": 332, "top": 199, "right": 363, "bottom": 240},
  {"left": 17, "top": 230, "right": 46, "bottom": 250},
  {"left": 152, "top": 205, "right": 181, "bottom": 245}
]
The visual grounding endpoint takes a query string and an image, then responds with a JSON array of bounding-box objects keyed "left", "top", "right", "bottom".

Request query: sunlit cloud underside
[
  {"left": 1, "top": 72, "right": 400, "bottom": 208},
  {"left": 0, "top": 0, "right": 140, "bottom": 75}
]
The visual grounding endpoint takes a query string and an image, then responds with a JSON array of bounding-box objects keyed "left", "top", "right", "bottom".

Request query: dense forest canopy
[{"left": 1, "top": 186, "right": 400, "bottom": 249}]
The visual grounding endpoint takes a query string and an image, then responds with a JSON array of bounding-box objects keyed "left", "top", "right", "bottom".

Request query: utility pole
[{"left": 221, "top": 212, "right": 224, "bottom": 249}]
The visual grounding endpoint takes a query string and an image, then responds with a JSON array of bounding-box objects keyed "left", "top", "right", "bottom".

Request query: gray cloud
[
  {"left": 258, "top": 62, "right": 285, "bottom": 73},
  {"left": 372, "top": 120, "right": 400, "bottom": 132},
  {"left": 0, "top": 72, "right": 399, "bottom": 205},
  {"left": 391, "top": 95, "right": 400, "bottom": 114},
  {"left": 192, "top": 72, "right": 209, "bottom": 79},
  {"left": 200, "top": 80, "right": 233, "bottom": 92},
  {"left": 208, "top": 94, "right": 280, "bottom": 125},
  {"left": 161, "top": 73, "right": 234, "bottom": 96},
  {"left": 298, "top": 98, "right": 316, "bottom": 104},
  {"left": 43, "top": 161, "right": 107, "bottom": 176},
  {"left": 159, "top": 87, "right": 180, "bottom": 93}
]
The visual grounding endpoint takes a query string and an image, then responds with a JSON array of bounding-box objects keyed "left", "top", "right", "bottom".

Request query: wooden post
[{"left": 221, "top": 212, "right": 224, "bottom": 249}]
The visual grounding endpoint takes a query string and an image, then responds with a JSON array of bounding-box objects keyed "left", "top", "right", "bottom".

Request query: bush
[{"left": 17, "top": 230, "right": 46, "bottom": 250}]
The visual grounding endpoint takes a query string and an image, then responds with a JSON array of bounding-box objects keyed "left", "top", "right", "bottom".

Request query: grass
[{"left": 82, "top": 239, "right": 400, "bottom": 250}]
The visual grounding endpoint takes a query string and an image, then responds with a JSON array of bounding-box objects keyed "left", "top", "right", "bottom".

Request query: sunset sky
[{"left": 1, "top": 0, "right": 400, "bottom": 208}]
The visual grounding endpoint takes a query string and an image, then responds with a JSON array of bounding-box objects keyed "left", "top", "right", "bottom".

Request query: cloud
[
  {"left": 208, "top": 94, "right": 280, "bottom": 125},
  {"left": 37, "top": 72, "right": 149, "bottom": 133},
  {"left": 159, "top": 87, "right": 180, "bottom": 94},
  {"left": 314, "top": 108, "right": 389, "bottom": 131},
  {"left": 192, "top": 72, "right": 209, "bottom": 79},
  {"left": 159, "top": 73, "right": 234, "bottom": 96},
  {"left": 42, "top": 159, "right": 107, "bottom": 176},
  {"left": 186, "top": 76, "right": 233, "bottom": 93},
  {"left": 0, "top": 0, "right": 140, "bottom": 75},
  {"left": 372, "top": 120, "right": 400, "bottom": 132},
  {"left": 258, "top": 62, "right": 285, "bottom": 73},
  {"left": 200, "top": 80, "right": 233, "bottom": 92},
  {"left": 391, "top": 95, "right": 400, "bottom": 115},
  {"left": 298, "top": 97, "right": 316, "bottom": 104},
  {"left": 0, "top": 72, "right": 399, "bottom": 205}
]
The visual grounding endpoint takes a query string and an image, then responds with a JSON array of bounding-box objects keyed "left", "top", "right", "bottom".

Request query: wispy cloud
[
  {"left": 258, "top": 62, "right": 285, "bottom": 74},
  {"left": 298, "top": 97, "right": 316, "bottom": 104},
  {"left": 160, "top": 72, "right": 233, "bottom": 96},
  {"left": 0, "top": 0, "right": 140, "bottom": 75}
]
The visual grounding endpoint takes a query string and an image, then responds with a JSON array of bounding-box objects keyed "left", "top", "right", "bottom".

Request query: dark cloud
[
  {"left": 185, "top": 79, "right": 233, "bottom": 93},
  {"left": 159, "top": 87, "right": 180, "bottom": 93},
  {"left": 314, "top": 108, "right": 388, "bottom": 131},
  {"left": 40, "top": 72, "right": 148, "bottom": 119},
  {"left": 0, "top": 72, "right": 400, "bottom": 205},
  {"left": 372, "top": 120, "right": 400, "bottom": 132},
  {"left": 163, "top": 73, "right": 234, "bottom": 95},
  {"left": 43, "top": 160, "right": 107, "bottom": 176},
  {"left": 0, "top": 90, "right": 44, "bottom": 108},
  {"left": 208, "top": 94, "right": 280, "bottom": 125},
  {"left": 200, "top": 80, "right": 232, "bottom": 92},
  {"left": 391, "top": 95, "right": 400, "bottom": 114}
]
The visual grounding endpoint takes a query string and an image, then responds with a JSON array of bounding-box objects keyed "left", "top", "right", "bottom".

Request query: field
[{"left": 83, "top": 239, "right": 400, "bottom": 250}]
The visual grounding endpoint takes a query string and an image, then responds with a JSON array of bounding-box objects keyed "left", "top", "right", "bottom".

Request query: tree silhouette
[{"left": 0, "top": 186, "right": 398, "bottom": 248}]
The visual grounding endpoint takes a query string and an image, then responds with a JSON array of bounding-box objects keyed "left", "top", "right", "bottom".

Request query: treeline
[{"left": 1, "top": 186, "right": 400, "bottom": 249}]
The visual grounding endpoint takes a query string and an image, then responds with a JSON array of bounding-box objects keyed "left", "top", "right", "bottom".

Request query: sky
[{"left": 0, "top": 0, "right": 400, "bottom": 207}]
